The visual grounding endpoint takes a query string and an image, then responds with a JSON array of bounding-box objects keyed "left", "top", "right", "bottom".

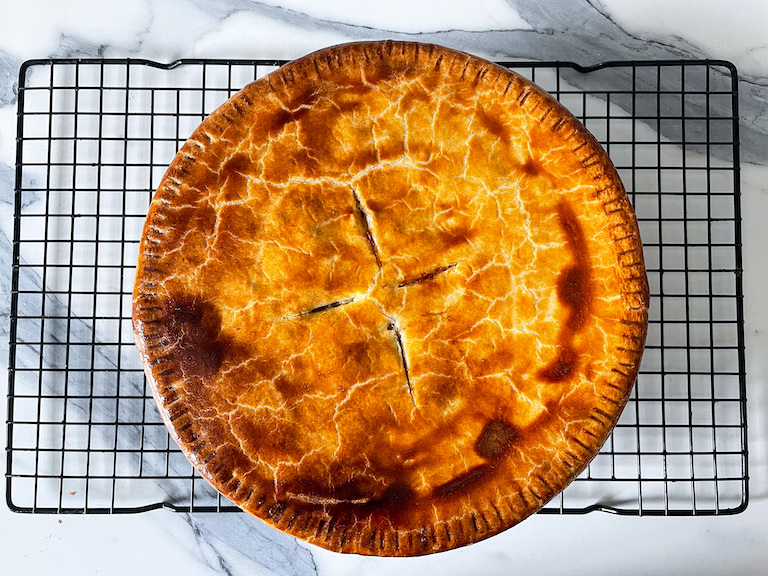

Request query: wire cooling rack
[{"left": 7, "top": 58, "right": 746, "bottom": 516}]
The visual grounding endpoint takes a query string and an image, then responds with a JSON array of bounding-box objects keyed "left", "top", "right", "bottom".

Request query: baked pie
[{"left": 133, "top": 41, "right": 649, "bottom": 556}]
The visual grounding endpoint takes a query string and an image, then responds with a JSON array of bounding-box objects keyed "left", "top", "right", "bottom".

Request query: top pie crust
[{"left": 132, "top": 41, "right": 649, "bottom": 556}]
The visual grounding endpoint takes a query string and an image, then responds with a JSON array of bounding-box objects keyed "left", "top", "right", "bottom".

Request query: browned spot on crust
[
  {"left": 558, "top": 266, "right": 590, "bottom": 331},
  {"left": 557, "top": 201, "right": 590, "bottom": 266},
  {"left": 433, "top": 464, "right": 494, "bottom": 498},
  {"left": 285, "top": 476, "right": 371, "bottom": 503},
  {"left": 475, "top": 420, "right": 517, "bottom": 459},
  {"left": 363, "top": 483, "right": 414, "bottom": 516},
  {"left": 475, "top": 106, "right": 510, "bottom": 142},
  {"left": 556, "top": 201, "right": 592, "bottom": 331},
  {"left": 521, "top": 154, "right": 541, "bottom": 177},
  {"left": 540, "top": 346, "right": 577, "bottom": 383},
  {"left": 539, "top": 202, "right": 593, "bottom": 382},
  {"left": 163, "top": 297, "right": 225, "bottom": 381}
]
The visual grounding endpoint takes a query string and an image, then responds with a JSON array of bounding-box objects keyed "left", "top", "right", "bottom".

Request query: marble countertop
[{"left": 1, "top": 1, "right": 767, "bottom": 574}]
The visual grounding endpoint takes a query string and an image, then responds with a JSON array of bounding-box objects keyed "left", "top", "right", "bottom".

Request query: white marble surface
[{"left": 1, "top": 1, "right": 768, "bottom": 574}]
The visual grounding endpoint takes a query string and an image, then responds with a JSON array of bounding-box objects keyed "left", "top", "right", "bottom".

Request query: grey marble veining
[
  {"left": 0, "top": 49, "right": 21, "bottom": 106},
  {"left": 182, "top": 512, "right": 319, "bottom": 576}
]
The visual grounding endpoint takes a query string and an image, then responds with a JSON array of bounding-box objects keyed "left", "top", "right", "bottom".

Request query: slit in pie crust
[{"left": 133, "top": 40, "right": 649, "bottom": 556}]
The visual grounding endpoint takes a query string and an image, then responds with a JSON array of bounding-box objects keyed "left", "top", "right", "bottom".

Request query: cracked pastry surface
[{"left": 132, "top": 41, "right": 649, "bottom": 556}]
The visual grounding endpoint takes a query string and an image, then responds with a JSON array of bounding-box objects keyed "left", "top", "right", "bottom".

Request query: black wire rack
[{"left": 6, "top": 58, "right": 746, "bottom": 516}]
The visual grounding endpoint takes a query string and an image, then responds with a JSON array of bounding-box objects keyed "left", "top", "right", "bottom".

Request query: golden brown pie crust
[{"left": 132, "top": 41, "right": 649, "bottom": 556}]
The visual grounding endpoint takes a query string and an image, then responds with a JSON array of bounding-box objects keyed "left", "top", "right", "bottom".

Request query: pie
[{"left": 132, "top": 40, "right": 649, "bottom": 556}]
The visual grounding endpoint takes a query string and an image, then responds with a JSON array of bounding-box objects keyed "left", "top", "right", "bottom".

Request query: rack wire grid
[{"left": 6, "top": 58, "right": 746, "bottom": 516}]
